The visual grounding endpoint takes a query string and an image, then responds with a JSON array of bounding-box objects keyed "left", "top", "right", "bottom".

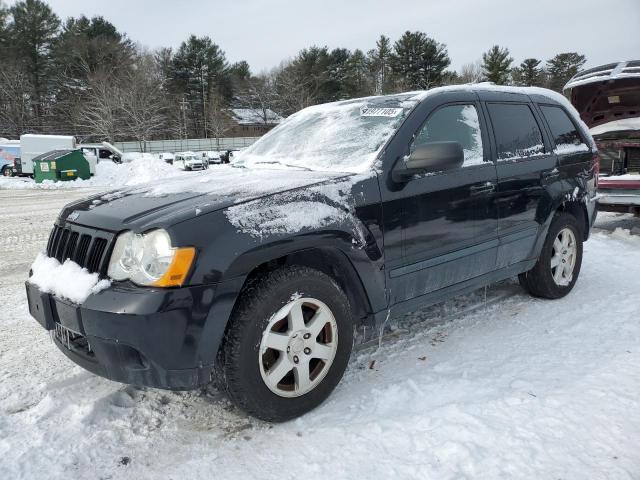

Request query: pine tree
[
  {"left": 391, "top": 31, "right": 450, "bottom": 90},
  {"left": 546, "top": 52, "right": 586, "bottom": 92},
  {"left": 169, "top": 35, "right": 229, "bottom": 137},
  {"left": 368, "top": 35, "right": 392, "bottom": 94},
  {"left": 482, "top": 45, "right": 513, "bottom": 85},
  {"left": 518, "top": 58, "right": 542, "bottom": 86},
  {"left": 8, "top": 0, "right": 60, "bottom": 121},
  {"left": 345, "top": 49, "right": 370, "bottom": 97}
]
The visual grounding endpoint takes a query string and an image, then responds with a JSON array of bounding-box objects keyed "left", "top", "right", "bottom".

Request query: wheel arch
[{"left": 233, "top": 246, "right": 375, "bottom": 327}]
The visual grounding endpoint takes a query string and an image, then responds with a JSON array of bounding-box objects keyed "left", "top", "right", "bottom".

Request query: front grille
[
  {"left": 627, "top": 148, "right": 640, "bottom": 173},
  {"left": 599, "top": 147, "right": 623, "bottom": 175},
  {"left": 46, "top": 225, "right": 111, "bottom": 275}
]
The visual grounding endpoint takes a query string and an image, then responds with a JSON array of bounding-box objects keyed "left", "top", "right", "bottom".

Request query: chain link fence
[{"left": 113, "top": 136, "right": 260, "bottom": 153}]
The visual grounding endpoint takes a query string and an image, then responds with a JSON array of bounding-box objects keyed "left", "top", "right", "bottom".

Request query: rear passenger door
[{"left": 483, "top": 100, "right": 556, "bottom": 268}]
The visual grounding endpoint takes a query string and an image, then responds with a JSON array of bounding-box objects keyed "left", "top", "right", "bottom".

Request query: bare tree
[
  {"left": 0, "top": 63, "right": 34, "bottom": 137},
  {"left": 271, "top": 61, "right": 314, "bottom": 116},
  {"left": 458, "top": 60, "right": 484, "bottom": 84},
  {"left": 120, "top": 55, "right": 165, "bottom": 151},
  {"left": 206, "top": 90, "right": 232, "bottom": 148},
  {"left": 80, "top": 73, "right": 124, "bottom": 142},
  {"left": 237, "top": 75, "right": 279, "bottom": 123}
]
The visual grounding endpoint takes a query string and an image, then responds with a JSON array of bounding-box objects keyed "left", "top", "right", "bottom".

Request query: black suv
[{"left": 26, "top": 85, "right": 598, "bottom": 421}]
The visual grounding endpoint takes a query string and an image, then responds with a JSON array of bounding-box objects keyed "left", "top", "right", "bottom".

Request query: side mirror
[{"left": 392, "top": 141, "right": 464, "bottom": 182}]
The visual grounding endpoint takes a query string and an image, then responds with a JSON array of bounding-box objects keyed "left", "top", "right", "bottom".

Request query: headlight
[{"left": 107, "top": 229, "right": 195, "bottom": 287}]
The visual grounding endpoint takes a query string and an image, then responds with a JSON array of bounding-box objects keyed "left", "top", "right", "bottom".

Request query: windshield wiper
[{"left": 252, "top": 160, "right": 313, "bottom": 171}]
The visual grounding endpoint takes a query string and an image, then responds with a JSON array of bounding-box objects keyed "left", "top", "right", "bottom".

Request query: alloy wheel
[
  {"left": 550, "top": 227, "right": 577, "bottom": 286},
  {"left": 259, "top": 297, "right": 338, "bottom": 397}
]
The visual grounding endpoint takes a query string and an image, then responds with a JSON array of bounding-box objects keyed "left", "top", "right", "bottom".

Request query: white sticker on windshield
[{"left": 360, "top": 107, "right": 403, "bottom": 117}]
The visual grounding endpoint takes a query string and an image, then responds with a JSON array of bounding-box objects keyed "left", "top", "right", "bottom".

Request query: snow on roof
[
  {"left": 564, "top": 60, "right": 640, "bottom": 91},
  {"left": 230, "top": 108, "right": 283, "bottom": 125},
  {"left": 590, "top": 117, "right": 640, "bottom": 136}
]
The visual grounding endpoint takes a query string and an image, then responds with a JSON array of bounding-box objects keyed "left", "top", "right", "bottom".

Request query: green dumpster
[{"left": 33, "top": 150, "right": 90, "bottom": 183}]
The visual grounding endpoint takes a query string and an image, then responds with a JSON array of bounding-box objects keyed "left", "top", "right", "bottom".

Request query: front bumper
[{"left": 26, "top": 278, "right": 243, "bottom": 390}]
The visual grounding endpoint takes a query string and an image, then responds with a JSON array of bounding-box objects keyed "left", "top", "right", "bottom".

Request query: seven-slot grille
[{"left": 46, "top": 224, "right": 110, "bottom": 275}]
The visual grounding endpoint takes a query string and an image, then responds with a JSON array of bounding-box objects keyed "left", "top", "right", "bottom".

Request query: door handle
[{"left": 470, "top": 181, "right": 495, "bottom": 196}]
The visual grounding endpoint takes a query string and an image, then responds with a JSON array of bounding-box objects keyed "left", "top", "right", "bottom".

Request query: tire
[
  {"left": 519, "top": 212, "right": 583, "bottom": 299},
  {"left": 2, "top": 166, "right": 13, "bottom": 177},
  {"left": 216, "top": 265, "right": 353, "bottom": 422}
]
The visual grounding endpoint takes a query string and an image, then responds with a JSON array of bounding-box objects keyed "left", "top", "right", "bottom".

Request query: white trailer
[{"left": 17, "top": 135, "right": 95, "bottom": 176}]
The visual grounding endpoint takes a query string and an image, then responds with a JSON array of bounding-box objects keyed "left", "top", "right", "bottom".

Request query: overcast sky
[{"left": 36, "top": 0, "right": 640, "bottom": 73}]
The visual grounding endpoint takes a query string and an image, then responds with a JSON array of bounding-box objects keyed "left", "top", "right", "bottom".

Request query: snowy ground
[{"left": 0, "top": 188, "right": 639, "bottom": 480}]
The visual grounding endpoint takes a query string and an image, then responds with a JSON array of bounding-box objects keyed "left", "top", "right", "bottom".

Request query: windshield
[{"left": 234, "top": 93, "right": 423, "bottom": 173}]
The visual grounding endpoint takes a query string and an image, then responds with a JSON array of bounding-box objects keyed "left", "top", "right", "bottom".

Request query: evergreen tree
[
  {"left": 482, "top": 45, "right": 512, "bottom": 85},
  {"left": 518, "top": 58, "right": 543, "bottom": 86},
  {"left": 8, "top": 0, "right": 60, "bottom": 121},
  {"left": 391, "top": 31, "right": 450, "bottom": 89},
  {"left": 546, "top": 52, "right": 586, "bottom": 92},
  {"left": 345, "top": 48, "right": 370, "bottom": 97},
  {"left": 169, "top": 35, "right": 229, "bottom": 137},
  {"left": 368, "top": 35, "right": 393, "bottom": 94},
  {"left": 53, "top": 15, "right": 134, "bottom": 78}
]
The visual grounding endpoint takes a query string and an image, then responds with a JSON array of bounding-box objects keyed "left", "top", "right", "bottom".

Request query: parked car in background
[
  {"left": 1, "top": 158, "right": 14, "bottom": 176},
  {"left": 201, "top": 151, "right": 223, "bottom": 164},
  {"left": 79, "top": 142, "right": 123, "bottom": 164},
  {"left": 159, "top": 152, "right": 175, "bottom": 165},
  {"left": 174, "top": 151, "right": 206, "bottom": 170},
  {"left": 220, "top": 149, "right": 237, "bottom": 163},
  {"left": 27, "top": 85, "right": 598, "bottom": 421},
  {"left": 565, "top": 60, "right": 640, "bottom": 215}
]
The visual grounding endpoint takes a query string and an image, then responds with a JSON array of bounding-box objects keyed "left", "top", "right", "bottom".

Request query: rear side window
[
  {"left": 414, "top": 104, "right": 484, "bottom": 167},
  {"left": 487, "top": 103, "right": 544, "bottom": 161},
  {"left": 539, "top": 105, "right": 583, "bottom": 147}
]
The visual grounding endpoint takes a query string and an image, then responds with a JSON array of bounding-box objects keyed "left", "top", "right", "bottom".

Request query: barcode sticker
[{"left": 360, "top": 107, "right": 403, "bottom": 117}]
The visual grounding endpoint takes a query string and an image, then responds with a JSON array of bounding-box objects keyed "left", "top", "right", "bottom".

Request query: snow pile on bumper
[{"left": 28, "top": 252, "right": 111, "bottom": 304}]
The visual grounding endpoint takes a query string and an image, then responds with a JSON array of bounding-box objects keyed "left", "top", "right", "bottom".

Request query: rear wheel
[
  {"left": 217, "top": 266, "right": 353, "bottom": 422},
  {"left": 519, "top": 212, "right": 583, "bottom": 299}
]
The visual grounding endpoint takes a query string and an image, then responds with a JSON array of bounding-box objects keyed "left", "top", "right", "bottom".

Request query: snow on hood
[
  {"left": 225, "top": 172, "right": 373, "bottom": 245},
  {"left": 63, "top": 165, "right": 349, "bottom": 231},
  {"left": 28, "top": 253, "right": 111, "bottom": 304}
]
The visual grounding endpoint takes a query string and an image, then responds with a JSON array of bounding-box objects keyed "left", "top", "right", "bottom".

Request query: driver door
[{"left": 381, "top": 94, "right": 499, "bottom": 306}]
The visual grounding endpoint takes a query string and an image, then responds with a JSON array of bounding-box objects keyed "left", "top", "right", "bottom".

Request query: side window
[
  {"left": 414, "top": 104, "right": 484, "bottom": 167},
  {"left": 487, "top": 103, "right": 544, "bottom": 161},
  {"left": 539, "top": 105, "right": 583, "bottom": 147}
]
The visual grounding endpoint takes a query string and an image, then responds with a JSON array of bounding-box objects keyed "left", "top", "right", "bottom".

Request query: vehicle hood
[
  {"left": 569, "top": 78, "right": 640, "bottom": 137},
  {"left": 59, "top": 166, "right": 349, "bottom": 232}
]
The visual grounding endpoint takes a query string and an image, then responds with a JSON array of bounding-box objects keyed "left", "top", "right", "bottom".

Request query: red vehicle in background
[{"left": 564, "top": 60, "right": 640, "bottom": 215}]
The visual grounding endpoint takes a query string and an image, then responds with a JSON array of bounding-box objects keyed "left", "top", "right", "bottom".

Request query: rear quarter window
[
  {"left": 487, "top": 103, "right": 544, "bottom": 161},
  {"left": 539, "top": 105, "right": 584, "bottom": 148}
]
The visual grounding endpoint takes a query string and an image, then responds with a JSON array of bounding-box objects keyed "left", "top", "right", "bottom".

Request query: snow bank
[
  {"left": 0, "top": 154, "right": 180, "bottom": 190},
  {"left": 28, "top": 252, "right": 111, "bottom": 304}
]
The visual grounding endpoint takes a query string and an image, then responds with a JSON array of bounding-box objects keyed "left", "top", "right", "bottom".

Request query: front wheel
[
  {"left": 216, "top": 266, "right": 353, "bottom": 422},
  {"left": 519, "top": 212, "right": 583, "bottom": 299},
  {"left": 2, "top": 166, "right": 13, "bottom": 177}
]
